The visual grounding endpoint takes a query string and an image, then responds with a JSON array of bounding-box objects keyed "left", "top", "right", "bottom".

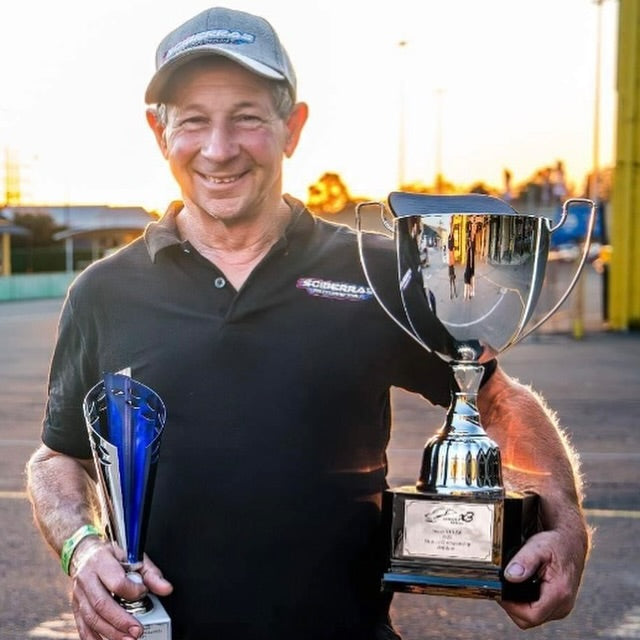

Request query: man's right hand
[{"left": 69, "top": 538, "right": 173, "bottom": 640}]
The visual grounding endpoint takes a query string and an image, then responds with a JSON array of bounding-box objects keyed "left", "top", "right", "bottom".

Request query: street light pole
[
  {"left": 398, "top": 40, "right": 408, "bottom": 189},
  {"left": 435, "top": 88, "right": 445, "bottom": 193},
  {"left": 591, "top": 0, "right": 604, "bottom": 203},
  {"left": 575, "top": 0, "right": 607, "bottom": 338}
]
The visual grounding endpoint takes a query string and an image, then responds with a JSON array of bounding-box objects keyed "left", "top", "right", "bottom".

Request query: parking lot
[{"left": 1, "top": 296, "right": 639, "bottom": 639}]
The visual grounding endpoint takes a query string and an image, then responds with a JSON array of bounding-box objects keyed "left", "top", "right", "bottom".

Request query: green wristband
[{"left": 60, "top": 524, "right": 102, "bottom": 575}]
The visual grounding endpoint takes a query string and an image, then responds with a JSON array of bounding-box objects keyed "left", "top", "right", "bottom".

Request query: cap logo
[{"left": 164, "top": 29, "right": 256, "bottom": 61}]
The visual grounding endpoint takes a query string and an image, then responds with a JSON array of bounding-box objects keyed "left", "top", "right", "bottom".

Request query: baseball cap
[{"left": 145, "top": 7, "right": 296, "bottom": 104}]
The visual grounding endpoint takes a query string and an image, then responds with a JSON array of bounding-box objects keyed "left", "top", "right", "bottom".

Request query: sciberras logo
[{"left": 296, "top": 277, "right": 373, "bottom": 302}]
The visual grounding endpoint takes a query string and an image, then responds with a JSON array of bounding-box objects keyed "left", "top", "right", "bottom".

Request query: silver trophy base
[{"left": 134, "top": 594, "right": 171, "bottom": 640}]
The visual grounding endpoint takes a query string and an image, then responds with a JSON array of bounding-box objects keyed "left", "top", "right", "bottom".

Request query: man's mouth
[{"left": 198, "top": 171, "right": 247, "bottom": 184}]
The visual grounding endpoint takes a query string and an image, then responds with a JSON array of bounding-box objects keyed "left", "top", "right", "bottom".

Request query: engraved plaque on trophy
[
  {"left": 84, "top": 373, "right": 171, "bottom": 638},
  {"left": 357, "top": 193, "right": 596, "bottom": 601}
]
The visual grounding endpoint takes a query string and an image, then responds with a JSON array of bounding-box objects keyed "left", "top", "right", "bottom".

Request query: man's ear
[
  {"left": 283, "top": 102, "right": 309, "bottom": 158},
  {"left": 146, "top": 108, "right": 169, "bottom": 159}
]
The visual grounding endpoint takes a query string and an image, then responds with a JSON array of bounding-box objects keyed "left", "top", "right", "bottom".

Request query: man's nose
[{"left": 200, "top": 124, "right": 238, "bottom": 161}]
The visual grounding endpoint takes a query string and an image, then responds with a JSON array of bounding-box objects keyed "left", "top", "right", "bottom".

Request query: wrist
[
  {"left": 60, "top": 524, "right": 103, "bottom": 576},
  {"left": 70, "top": 535, "right": 106, "bottom": 578},
  {"left": 479, "top": 358, "right": 498, "bottom": 388}
]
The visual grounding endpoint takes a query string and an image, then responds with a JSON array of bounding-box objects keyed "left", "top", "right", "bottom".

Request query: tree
[
  {"left": 11, "top": 212, "right": 62, "bottom": 247},
  {"left": 468, "top": 182, "right": 492, "bottom": 195},
  {"left": 307, "top": 172, "right": 351, "bottom": 215}
]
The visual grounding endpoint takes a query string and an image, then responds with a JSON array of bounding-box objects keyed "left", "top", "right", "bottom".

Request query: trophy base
[
  {"left": 134, "top": 594, "right": 172, "bottom": 640},
  {"left": 381, "top": 487, "right": 540, "bottom": 602}
]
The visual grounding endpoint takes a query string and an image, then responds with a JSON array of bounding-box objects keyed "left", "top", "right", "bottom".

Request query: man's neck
[{"left": 176, "top": 199, "right": 292, "bottom": 290}]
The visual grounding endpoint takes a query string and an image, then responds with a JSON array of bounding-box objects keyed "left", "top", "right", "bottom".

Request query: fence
[{"left": 0, "top": 272, "right": 78, "bottom": 301}]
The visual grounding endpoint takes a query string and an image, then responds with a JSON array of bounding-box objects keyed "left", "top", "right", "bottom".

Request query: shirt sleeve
[
  {"left": 41, "top": 293, "right": 96, "bottom": 459},
  {"left": 392, "top": 330, "right": 499, "bottom": 407},
  {"left": 392, "top": 329, "right": 453, "bottom": 407}
]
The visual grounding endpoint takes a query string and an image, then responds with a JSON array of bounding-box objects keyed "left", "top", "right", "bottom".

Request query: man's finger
[
  {"left": 140, "top": 554, "right": 174, "bottom": 595},
  {"left": 503, "top": 532, "right": 550, "bottom": 582},
  {"left": 73, "top": 581, "right": 141, "bottom": 640}
]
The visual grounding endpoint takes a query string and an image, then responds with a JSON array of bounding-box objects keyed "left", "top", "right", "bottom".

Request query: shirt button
[{"left": 214, "top": 277, "right": 226, "bottom": 289}]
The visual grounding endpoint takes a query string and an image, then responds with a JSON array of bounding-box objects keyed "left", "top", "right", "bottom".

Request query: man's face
[{"left": 149, "top": 59, "right": 306, "bottom": 225}]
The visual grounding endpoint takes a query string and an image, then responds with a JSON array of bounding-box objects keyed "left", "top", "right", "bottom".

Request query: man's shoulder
[
  {"left": 284, "top": 195, "right": 394, "bottom": 252},
  {"left": 67, "top": 237, "right": 150, "bottom": 297},
  {"left": 308, "top": 212, "right": 393, "bottom": 250}
]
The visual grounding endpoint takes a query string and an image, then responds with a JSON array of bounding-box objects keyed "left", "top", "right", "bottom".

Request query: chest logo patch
[{"left": 296, "top": 277, "right": 373, "bottom": 302}]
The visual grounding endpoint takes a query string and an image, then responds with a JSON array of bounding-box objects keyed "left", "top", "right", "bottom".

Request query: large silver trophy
[
  {"left": 83, "top": 372, "right": 171, "bottom": 638},
  {"left": 356, "top": 192, "right": 596, "bottom": 601}
]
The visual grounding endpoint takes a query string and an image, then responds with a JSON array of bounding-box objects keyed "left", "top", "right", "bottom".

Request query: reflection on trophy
[
  {"left": 83, "top": 373, "right": 171, "bottom": 638},
  {"left": 356, "top": 192, "right": 596, "bottom": 601}
]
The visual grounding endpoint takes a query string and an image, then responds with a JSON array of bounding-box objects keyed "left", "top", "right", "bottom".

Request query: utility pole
[
  {"left": 4, "top": 148, "right": 21, "bottom": 206},
  {"left": 609, "top": 0, "right": 640, "bottom": 329}
]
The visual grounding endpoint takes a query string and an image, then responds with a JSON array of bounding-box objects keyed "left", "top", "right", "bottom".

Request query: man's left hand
[{"left": 500, "top": 525, "right": 588, "bottom": 628}]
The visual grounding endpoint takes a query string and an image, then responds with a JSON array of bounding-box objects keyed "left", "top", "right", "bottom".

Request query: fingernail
[
  {"left": 128, "top": 626, "right": 142, "bottom": 639},
  {"left": 505, "top": 562, "right": 525, "bottom": 577}
]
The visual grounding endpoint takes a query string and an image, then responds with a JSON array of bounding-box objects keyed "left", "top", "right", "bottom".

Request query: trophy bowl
[{"left": 356, "top": 192, "right": 596, "bottom": 601}]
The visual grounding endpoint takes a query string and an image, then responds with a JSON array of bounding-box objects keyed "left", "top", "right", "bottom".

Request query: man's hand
[
  {"left": 26, "top": 445, "right": 174, "bottom": 640},
  {"left": 501, "top": 525, "right": 588, "bottom": 628},
  {"left": 478, "top": 366, "right": 590, "bottom": 628},
  {"left": 69, "top": 538, "right": 173, "bottom": 640}
]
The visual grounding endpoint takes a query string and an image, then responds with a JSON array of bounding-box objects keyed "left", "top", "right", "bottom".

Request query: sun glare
[{"left": 0, "top": 0, "right": 618, "bottom": 211}]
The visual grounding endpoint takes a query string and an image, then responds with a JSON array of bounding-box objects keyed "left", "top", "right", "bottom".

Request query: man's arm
[
  {"left": 478, "top": 365, "right": 591, "bottom": 629},
  {"left": 26, "top": 445, "right": 172, "bottom": 640}
]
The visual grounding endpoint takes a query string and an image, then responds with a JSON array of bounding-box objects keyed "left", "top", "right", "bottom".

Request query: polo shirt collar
[{"left": 143, "top": 195, "right": 312, "bottom": 262}]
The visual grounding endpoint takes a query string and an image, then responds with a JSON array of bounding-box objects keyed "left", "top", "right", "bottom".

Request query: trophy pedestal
[
  {"left": 135, "top": 594, "right": 172, "bottom": 640},
  {"left": 381, "top": 487, "right": 540, "bottom": 602}
]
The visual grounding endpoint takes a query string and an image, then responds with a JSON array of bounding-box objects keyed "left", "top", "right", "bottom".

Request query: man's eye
[
  {"left": 179, "top": 116, "right": 207, "bottom": 127},
  {"left": 236, "top": 114, "right": 263, "bottom": 125}
]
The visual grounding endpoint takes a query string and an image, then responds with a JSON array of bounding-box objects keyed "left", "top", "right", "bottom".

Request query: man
[{"left": 27, "top": 7, "right": 589, "bottom": 640}]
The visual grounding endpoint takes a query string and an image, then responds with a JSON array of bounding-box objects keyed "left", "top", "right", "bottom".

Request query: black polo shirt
[{"left": 43, "top": 196, "right": 453, "bottom": 639}]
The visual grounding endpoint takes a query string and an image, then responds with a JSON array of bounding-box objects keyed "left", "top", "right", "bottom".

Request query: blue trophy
[{"left": 83, "top": 372, "right": 171, "bottom": 639}]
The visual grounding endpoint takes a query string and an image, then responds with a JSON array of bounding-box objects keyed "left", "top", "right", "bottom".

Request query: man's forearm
[
  {"left": 26, "top": 445, "right": 101, "bottom": 557},
  {"left": 478, "top": 366, "right": 587, "bottom": 539}
]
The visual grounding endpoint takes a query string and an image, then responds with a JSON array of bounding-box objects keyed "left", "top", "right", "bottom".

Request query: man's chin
[
  {"left": 183, "top": 191, "right": 278, "bottom": 227},
  {"left": 192, "top": 196, "right": 250, "bottom": 223}
]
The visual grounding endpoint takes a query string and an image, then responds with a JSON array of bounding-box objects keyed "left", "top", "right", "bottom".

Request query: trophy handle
[
  {"left": 381, "top": 207, "right": 394, "bottom": 233},
  {"left": 355, "top": 201, "right": 432, "bottom": 350},
  {"left": 354, "top": 200, "right": 394, "bottom": 233},
  {"left": 517, "top": 197, "right": 597, "bottom": 342}
]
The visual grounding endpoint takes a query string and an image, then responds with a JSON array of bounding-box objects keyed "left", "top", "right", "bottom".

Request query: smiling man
[
  {"left": 147, "top": 56, "right": 307, "bottom": 289},
  {"left": 27, "top": 7, "right": 589, "bottom": 640}
]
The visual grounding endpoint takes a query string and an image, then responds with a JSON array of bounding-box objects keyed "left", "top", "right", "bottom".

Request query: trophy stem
[
  {"left": 117, "top": 569, "right": 153, "bottom": 615},
  {"left": 417, "top": 361, "right": 503, "bottom": 496},
  {"left": 448, "top": 361, "right": 484, "bottom": 437}
]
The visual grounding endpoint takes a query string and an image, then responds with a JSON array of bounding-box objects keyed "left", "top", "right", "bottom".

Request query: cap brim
[{"left": 145, "top": 47, "right": 287, "bottom": 104}]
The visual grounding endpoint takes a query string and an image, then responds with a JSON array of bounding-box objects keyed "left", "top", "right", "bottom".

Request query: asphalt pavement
[
  {"left": 0, "top": 263, "right": 639, "bottom": 639},
  {"left": 386, "top": 329, "right": 640, "bottom": 640}
]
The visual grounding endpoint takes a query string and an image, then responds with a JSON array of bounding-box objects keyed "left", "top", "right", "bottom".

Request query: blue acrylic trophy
[{"left": 83, "top": 373, "right": 171, "bottom": 639}]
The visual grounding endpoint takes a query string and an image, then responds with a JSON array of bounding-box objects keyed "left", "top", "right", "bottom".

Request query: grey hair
[{"left": 153, "top": 80, "right": 294, "bottom": 127}]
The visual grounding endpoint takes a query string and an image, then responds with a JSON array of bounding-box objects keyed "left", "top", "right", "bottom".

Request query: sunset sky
[{"left": 0, "top": 0, "right": 619, "bottom": 213}]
